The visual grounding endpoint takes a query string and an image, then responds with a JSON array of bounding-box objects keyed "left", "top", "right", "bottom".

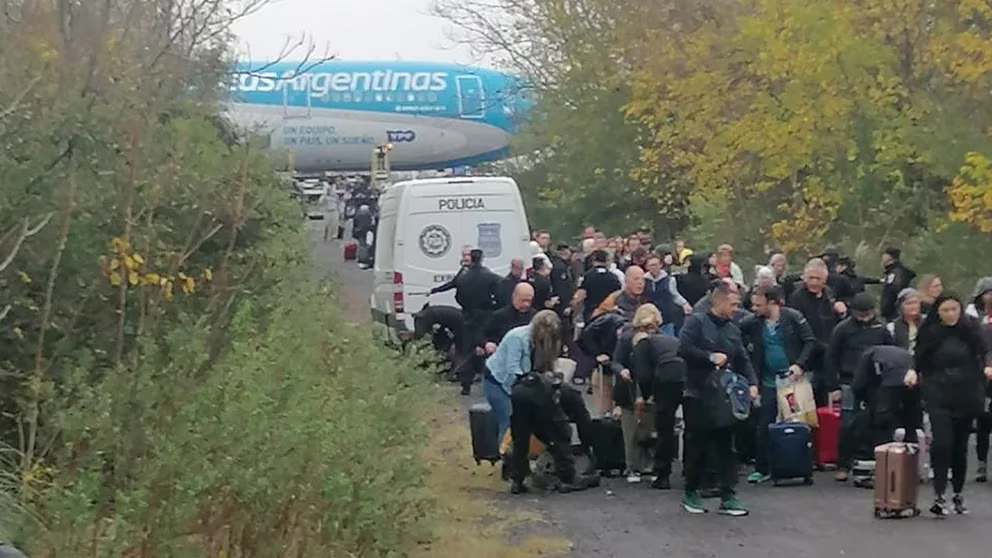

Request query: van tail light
[{"left": 392, "top": 271, "right": 405, "bottom": 313}]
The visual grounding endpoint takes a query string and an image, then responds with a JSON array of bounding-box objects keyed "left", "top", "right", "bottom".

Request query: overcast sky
[{"left": 232, "top": 0, "right": 477, "bottom": 65}]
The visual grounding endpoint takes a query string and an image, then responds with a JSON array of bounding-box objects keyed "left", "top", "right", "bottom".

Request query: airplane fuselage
[{"left": 225, "top": 60, "right": 530, "bottom": 172}]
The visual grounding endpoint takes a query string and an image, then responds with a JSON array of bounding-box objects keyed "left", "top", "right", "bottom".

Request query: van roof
[{"left": 389, "top": 176, "right": 516, "bottom": 190}]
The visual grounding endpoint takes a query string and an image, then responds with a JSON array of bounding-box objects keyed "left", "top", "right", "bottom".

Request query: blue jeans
[
  {"left": 483, "top": 377, "right": 511, "bottom": 444},
  {"left": 660, "top": 323, "right": 676, "bottom": 337}
]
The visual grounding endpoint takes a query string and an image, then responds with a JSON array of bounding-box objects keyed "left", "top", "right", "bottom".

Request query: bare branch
[{"left": 0, "top": 213, "right": 55, "bottom": 274}]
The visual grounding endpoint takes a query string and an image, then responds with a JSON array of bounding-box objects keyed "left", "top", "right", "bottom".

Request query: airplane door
[
  {"left": 455, "top": 75, "right": 485, "bottom": 119},
  {"left": 283, "top": 77, "right": 312, "bottom": 119}
]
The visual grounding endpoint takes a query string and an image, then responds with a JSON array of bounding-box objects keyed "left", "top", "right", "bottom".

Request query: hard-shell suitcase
[
  {"left": 356, "top": 244, "right": 372, "bottom": 265},
  {"left": 343, "top": 240, "right": 358, "bottom": 261},
  {"left": 469, "top": 403, "right": 500, "bottom": 464},
  {"left": 873, "top": 442, "right": 921, "bottom": 518},
  {"left": 589, "top": 417, "right": 626, "bottom": 475},
  {"left": 767, "top": 420, "right": 814, "bottom": 485},
  {"left": 814, "top": 405, "right": 840, "bottom": 468},
  {"left": 894, "top": 427, "right": 930, "bottom": 483}
]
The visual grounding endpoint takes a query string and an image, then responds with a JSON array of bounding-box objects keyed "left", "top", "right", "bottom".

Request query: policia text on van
[{"left": 370, "top": 177, "right": 532, "bottom": 344}]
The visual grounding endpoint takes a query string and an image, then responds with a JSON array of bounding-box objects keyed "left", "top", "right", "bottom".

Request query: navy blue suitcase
[{"left": 767, "top": 420, "right": 814, "bottom": 485}]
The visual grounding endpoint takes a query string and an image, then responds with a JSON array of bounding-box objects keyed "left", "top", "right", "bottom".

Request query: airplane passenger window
[
  {"left": 343, "top": 93, "right": 352, "bottom": 102},
  {"left": 428, "top": 92, "right": 437, "bottom": 102},
  {"left": 375, "top": 94, "right": 383, "bottom": 102},
  {"left": 385, "top": 93, "right": 395, "bottom": 102},
  {"left": 407, "top": 93, "right": 415, "bottom": 102},
  {"left": 416, "top": 93, "right": 426, "bottom": 102}
]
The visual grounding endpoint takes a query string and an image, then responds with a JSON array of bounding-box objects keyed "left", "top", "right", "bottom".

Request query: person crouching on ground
[
  {"left": 506, "top": 310, "right": 601, "bottom": 494},
  {"left": 677, "top": 281, "right": 758, "bottom": 516}
]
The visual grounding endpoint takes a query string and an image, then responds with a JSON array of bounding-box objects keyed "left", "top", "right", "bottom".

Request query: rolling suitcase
[
  {"left": 589, "top": 417, "right": 626, "bottom": 476},
  {"left": 767, "top": 420, "right": 814, "bottom": 485},
  {"left": 814, "top": 405, "right": 840, "bottom": 469},
  {"left": 356, "top": 244, "right": 372, "bottom": 265},
  {"left": 469, "top": 403, "right": 500, "bottom": 464},
  {"left": 343, "top": 240, "right": 357, "bottom": 260},
  {"left": 873, "top": 442, "right": 921, "bottom": 518}
]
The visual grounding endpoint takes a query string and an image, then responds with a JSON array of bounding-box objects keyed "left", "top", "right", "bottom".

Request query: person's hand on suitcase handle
[{"left": 787, "top": 364, "right": 803, "bottom": 381}]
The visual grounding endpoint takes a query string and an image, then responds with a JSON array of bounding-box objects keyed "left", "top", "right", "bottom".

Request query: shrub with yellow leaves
[{"left": 99, "top": 236, "right": 211, "bottom": 299}]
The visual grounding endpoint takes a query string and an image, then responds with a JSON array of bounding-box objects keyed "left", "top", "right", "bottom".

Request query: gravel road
[{"left": 310, "top": 217, "right": 992, "bottom": 558}]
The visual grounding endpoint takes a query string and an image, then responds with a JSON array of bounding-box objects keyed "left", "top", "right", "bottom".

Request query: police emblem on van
[
  {"left": 477, "top": 223, "right": 502, "bottom": 258},
  {"left": 419, "top": 224, "right": 451, "bottom": 258}
]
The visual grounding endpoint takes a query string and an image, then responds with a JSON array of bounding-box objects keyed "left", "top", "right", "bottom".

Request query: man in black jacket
[
  {"left": 678, "top": 282, "right": 758, "bottom": 517},
  {"left": 497, "top": 258, "right": 527, "bottom": 309},
  {"left": 787, "top": 257, "right": 848, "bottom": 406},
  {"left": 484, "top": 282, "right": 535, "bottom": 352},
  {"left": 453, "top": 250, "right": 502, "bottom": 395},
  {"left": 880, "top": 247, "right": 916, "bottom": 321},
  {"left": 740, "top": 285, "right": 818, "bottom": 484},
  {"left": 825, "top": 292, "right": 894, "bottom": 481}
]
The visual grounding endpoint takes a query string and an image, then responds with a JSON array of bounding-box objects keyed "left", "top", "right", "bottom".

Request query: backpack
[{"left": 707, "top": 367, "right": 752, "bottom": 429}]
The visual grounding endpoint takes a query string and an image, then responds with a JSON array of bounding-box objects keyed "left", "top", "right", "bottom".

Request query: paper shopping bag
[{"left": 777, "top": 376, "right": 819, "bottom": 428}]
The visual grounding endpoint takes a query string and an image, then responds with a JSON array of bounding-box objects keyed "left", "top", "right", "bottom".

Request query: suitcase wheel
[
  {"left": 874, "top": 508, "right": 883, "bottom": 519},
  {"left": 803, "top": 476, "right": 814, "bottom": 486},
  {"left": 772, "top": 479, "right": 780, "bottom": 487}
]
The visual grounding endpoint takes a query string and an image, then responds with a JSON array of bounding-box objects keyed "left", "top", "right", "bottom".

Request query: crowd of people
[{"left": 417, "top": 225, "right": 992, "bottom": 519}]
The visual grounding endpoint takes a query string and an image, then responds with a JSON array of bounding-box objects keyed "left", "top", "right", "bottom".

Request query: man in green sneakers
[{"left": 678, "top": 280, "right": 759, "bottom": 517}]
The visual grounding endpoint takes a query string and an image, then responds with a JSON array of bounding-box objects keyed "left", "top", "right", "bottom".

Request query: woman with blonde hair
[
  {"left": 916, "top": 274, "right": 943, "bottom": 315},
  {"left": 610, "top": 304, "right": 686, "bottom": 489}
]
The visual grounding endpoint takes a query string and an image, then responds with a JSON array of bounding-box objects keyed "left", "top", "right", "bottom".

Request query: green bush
[{"left": 15, "top": 275, "right": 435, "bottom": 557}]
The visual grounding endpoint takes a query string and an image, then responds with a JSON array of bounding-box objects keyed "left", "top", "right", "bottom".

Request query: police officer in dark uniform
[{"left": 454, "top": 249, "right": 501, "bottom": 395}]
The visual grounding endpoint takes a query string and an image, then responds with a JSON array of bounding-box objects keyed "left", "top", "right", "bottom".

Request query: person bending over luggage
[
  {"left": 578, "top": 308, "right": 628, "bottom": 414},
  {"left": 678, "top": 281, "right": 758, "bottom": 517},
  {"left": 906, "top": 294, "right": 992, "bottom": 516},
  {"left": 739, "top": 285, "right": 817, "bottom": 485},
  {"left": 825, "top": 292, "right": 893, "bottom": 482},
  {"left": 453, "top": 249, "right": 502, "bottom": 396},
  {"left": 506, "top": 310, "right": 601, "bottom": 494},
  {"left": 614, "top": 303, "right": 687, "bottom": 490},
  {"left": 486, "top": 311, "right": 596, "bottom": 465},
  {"left": 412, "top": 303, "right": 464, "bottom": 374},
  {"left": 485, "top": 283, "right": 536, "bottom": 354},
  {"left": 852, "top": 345, "right": 922, "bottom": 450}
]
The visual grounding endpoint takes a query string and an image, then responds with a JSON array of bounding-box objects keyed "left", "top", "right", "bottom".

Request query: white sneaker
[{"left": 626, "top": 472, "right": 642, "bottom": 484}]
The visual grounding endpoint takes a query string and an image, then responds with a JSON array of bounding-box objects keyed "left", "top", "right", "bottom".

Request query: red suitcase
[
  {"left": 343, "top": 240, "right": 357, "bottom": 261},
  {"left": 814, "top": 405, "right": 840, "bottom": 468}
]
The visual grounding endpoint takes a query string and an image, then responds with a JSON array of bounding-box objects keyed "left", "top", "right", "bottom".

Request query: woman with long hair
[
  {"left": 907, "top": 294, "right": 992, "bottom": 516},
  {"left": 916, "top": 274, "right": 943, "bottom": 315},
  {"left": 505, "top": 310, "right": 598, "bottom": 494}
]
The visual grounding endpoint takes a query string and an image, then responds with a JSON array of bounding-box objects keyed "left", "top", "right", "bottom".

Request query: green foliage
[
  {"left": 0, "top": 2, "right": 446, "bottom": 557},
  {"left": 18, "top": 279, "right": 434, "bottom": 557}
]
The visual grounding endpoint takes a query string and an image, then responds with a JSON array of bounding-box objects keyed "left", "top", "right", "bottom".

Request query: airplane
[{"left": 224, "top": 60, "right": 532, "bottom": 172}]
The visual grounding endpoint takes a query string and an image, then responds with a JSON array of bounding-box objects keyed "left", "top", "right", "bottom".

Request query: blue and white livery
[{"left": 225, "top": 60, "right": 531, "bottom": 172}]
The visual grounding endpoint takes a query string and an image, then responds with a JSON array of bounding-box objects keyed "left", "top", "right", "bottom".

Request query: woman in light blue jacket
[{"left": 484, "top": 321, "right": 534, "bottom": 443}]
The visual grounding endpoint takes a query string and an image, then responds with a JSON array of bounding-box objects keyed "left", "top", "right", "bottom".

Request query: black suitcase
[
  {"left": 469, "top": 403, "right": 500, "bottom": 464},
  {"left": 589, "top": 417, "right": 626, "bottom": 475},
  {"left": 357, "top": 244, "right": 372, "bottom": 265}
]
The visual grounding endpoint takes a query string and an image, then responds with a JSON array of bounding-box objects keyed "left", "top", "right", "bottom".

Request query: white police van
[{"left": 370, "top": 176, "right": 531, "bottom": 343}]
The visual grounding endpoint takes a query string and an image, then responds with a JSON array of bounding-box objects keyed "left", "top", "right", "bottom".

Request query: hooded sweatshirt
[{"left": 676, "top": 254, "right": 711, "bottom": 306}]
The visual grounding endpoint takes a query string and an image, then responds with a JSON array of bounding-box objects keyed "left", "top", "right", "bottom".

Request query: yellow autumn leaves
[
  {"left": 613, "top": 0, "right": 992, "bottom": 251},
  {"left": 99, "top": 237, "right": 211, "bottom": 299}
]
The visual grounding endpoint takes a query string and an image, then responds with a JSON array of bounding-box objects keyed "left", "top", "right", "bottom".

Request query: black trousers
[
  {"left": 683, "top": 397, "right": 737, "bottom": 498},
  {"left": 456, "top": 314, "right": 486, "bottom": 389},
  {"left": 930, "top": 407, "right": 973, "bottom": 495},
  {"left": 976, "top": 400, "right": 991, "bottom": 463},
  {"left": 557, "top": 384, "right": 594, "bottom": 459},
  {"left": 509, "top": 378, "right": 576, "bottom": 484},
  {"left": 652, "top": 382, "right": 684, "bottom": 478}
]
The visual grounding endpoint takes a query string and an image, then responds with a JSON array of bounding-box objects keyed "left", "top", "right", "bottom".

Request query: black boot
[
  {"left": 651, "top": 475, "right": 672, "bottom": 490},
  {"left": 510, "top": 480, "right": 529, "bottom": 494}
]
